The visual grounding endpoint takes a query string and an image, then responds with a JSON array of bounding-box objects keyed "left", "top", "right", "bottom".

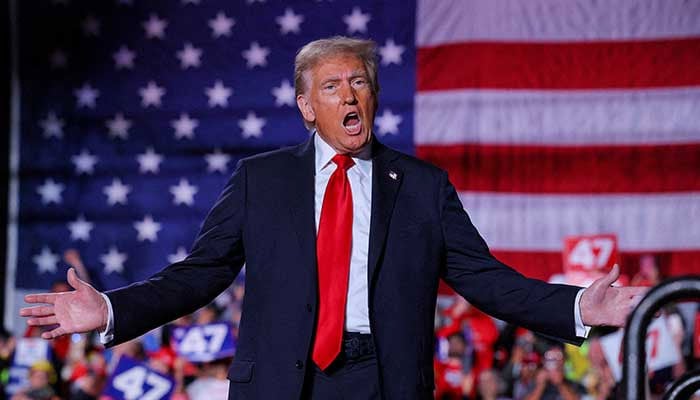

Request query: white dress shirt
[
  {"left": 314, "top": 133, "right": 373, "bottom": 333},
  {"left": 100, "top": 134, "right": 589, "bottom": 343}
]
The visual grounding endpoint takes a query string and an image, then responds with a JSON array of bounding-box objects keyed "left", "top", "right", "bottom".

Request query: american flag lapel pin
[{"left": 389, "top": 171, "right": 398, "bottom": 180}]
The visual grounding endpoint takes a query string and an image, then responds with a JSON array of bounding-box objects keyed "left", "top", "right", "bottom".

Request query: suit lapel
[
  {"left": 285, "top": 136, "right": 401, "bottom": 294},
  {"left": 368, "top": 140, "right": 402, "bottom": 289},
  {"left": 287, "top": 136, "right": 317, "bottom": 286}
]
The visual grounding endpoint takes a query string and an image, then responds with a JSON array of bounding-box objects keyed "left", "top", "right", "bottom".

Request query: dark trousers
[{"left": 301, "top": 354, "right": 381, "bottom": 399}]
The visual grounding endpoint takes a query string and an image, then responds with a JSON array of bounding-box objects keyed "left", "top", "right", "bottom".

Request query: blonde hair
[{"left": 294, "top": 36, "right": 379, "bottom": 130}]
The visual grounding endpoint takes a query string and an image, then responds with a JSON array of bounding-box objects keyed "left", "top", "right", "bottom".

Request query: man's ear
[{"left": 296, "top": 94, "right": 315, "bottom": 124}]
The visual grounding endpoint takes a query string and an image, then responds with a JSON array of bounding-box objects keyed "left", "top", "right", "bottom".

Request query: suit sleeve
[
  {"left": 438, "top": 171, "right": 583, "bottom": 344},
  {"left": 104, "top": 160, "right": 248, "bottom": 346}
]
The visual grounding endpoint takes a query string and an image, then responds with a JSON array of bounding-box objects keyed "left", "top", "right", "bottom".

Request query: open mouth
[{"left": 342, "top": 112, "right": 362, "bottom": 134}]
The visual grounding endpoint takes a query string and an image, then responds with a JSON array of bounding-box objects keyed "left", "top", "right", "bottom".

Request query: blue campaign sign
[
  {"left": 171, "top": 322, "right": 236, "bottom": 362},
  {"left": 103, "top": 356, "right": 174, "bottom": 400}
]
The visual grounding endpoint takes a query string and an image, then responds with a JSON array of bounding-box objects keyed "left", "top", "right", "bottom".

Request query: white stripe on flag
[
  {"left": 415, "top": 88, "right": 700, "bottom": 145},
  {"left": 417, "top": 0, "right": 700, "bottom": 45},
  {"left": 459, "top": 192, "right": 700, "bottom": 251}
]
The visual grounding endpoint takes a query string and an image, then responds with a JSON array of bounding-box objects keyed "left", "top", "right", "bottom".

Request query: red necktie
[{"left": 312, "top": 154, "right": 355, "bottom": 370}]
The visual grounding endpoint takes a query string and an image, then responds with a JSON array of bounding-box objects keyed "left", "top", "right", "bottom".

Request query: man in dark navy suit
[{"left": 21, "top": 37, "right": 644, "bottom": 399}]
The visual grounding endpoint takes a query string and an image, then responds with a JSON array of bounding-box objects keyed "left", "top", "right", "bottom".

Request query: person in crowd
[
  {"left": 0, "top": 327, "right": 16, "bottom": 400},
  {"left": 66, "top": 344, "right": 107, "bottom": 400},
  {"left": 186, "top": 357, "right": 232, "bottom": 400},
  {"left": 477, "top": 369, "right": 511, "bottom": 400},
  {"left": 631, "top": 254, "right": 661, "bottom": 287},
  {"left": 195, "top": 303, "right": 223, "bottom": 326},
  {"left": 435, "top": 331, "right": 472, "bottom": 399},
  {"left": 523, "top": 347, "right": 584, "bottom": 400},
  {"left": 511, "top": 350, "right": 541, "bottom": 400},
  {"left": 10, "top": 360, "right": 58, "bottom": 400}
]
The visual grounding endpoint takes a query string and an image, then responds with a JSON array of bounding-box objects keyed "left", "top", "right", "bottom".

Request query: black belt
[{"left": 342, "top": 332, "right": 375, "bottom": 360}]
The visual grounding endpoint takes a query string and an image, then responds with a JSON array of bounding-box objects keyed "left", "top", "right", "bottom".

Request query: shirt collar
[{"left": 314, "top": 132, "right": 372, "bottom": 177}]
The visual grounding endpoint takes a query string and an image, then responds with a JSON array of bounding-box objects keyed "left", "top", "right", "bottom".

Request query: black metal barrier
[
  {"left": 622, "top": 276, "right": 700, "bottom": 400},
  {"left": 662, "top": 369, "right": 700, "bottom": 400}
]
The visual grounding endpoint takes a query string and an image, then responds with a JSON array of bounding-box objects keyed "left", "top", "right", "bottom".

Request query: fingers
[
  {"left": 41, "top": 326, "right": 66, "bottom": 340},
  {"left": 599, "top": 264, "right": 620, "bottom": 287},
  {"left": 24, "top": 293, "right": 56, "bottom": 304},
  {"left": 27, "top": 316, "right": 58, "bottom": 327},
  {"left": 67, "top": 267, "right": 81, "bottom": 291},
  {"left": 19, "top": 305, "right": 54, "bottom": 317}
]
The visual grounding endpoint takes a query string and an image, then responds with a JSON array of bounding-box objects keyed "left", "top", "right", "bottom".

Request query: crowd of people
[{"left": 0, "top": 253, "right": 697, "bottom": 400}]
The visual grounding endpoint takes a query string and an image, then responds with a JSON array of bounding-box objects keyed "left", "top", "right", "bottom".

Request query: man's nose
[{"left": 340, "top": 84, "right": 357, "bottom": 104}]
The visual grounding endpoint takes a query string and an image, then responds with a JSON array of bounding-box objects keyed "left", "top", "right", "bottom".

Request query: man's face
[{"left": 297, "top": 54, "right": 376, "bottom": 155}]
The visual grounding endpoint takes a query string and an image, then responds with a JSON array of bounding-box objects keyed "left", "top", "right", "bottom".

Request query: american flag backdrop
[{"left": 5, "top": 0, "right": 700, "bottom": 332}]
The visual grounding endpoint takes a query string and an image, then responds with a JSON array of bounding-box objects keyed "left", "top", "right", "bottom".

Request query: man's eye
[
  {"left": 323, "top": 84, "right": 336, "bottom": 90},
  {"left": 353, "top": 79, "right": 366, "bottom": 87}
]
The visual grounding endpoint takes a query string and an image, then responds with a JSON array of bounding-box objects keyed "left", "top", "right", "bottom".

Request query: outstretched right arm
[{"left": 21, "top": 160, "right": 248, "bottom": 344}]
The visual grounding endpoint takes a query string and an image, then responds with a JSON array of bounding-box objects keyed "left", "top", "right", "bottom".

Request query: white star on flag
[
  {"left": 33, "top": 247, "right": 59, "bottom": 274},
  {"left": 209, "top": 12, "right": 235, "bottom": 38},
  {"left": 82, "top": 15, "right": 101, "bottom": 37},
  {"left": 170, "top": 178, "right": 198, "bottom": 206},
  {"left": 74, "top": 83, "right": 99, "bottom": 109},
  {"left": 379, "top": 39, "right": 405, "bottom": 66},
  {"left": 71, "top": 149, "right": 99, "bottom": 175},
  {"left": 137, "top": 147, "right": 163, "bottom": 174},
  {"left": 176, "top": 43, "right": 203, "bottom": 69},
  {"left": 205, "top": 80, "right": 232, "bottom": 108},
  {"left": 68, "top": 215, "right": 94, "bottom": 241},
  {"left": 49, "top": 49, "right": 68, "bottom": 69},
  {"left": 242, "top": 42, "right": 270, "bottom": 68},
  {"left": 168, "top": 246, "right": 189, "bottom": 264},
  {"left": 143, "top": 14, "right": 168, "bottom": 39},
  {"left": 171, "top": 113, "right": 199, "bottom": 140},
  {"left": 139, "top": 81, "right": 166, "bottom": 107},
  {"left": 343, "top": 7, "right": 370, "bottom": 34},
  {"left": 239, "top": 111, "right": 266, "bottom": 138},
  {"left": 375, "top": 109, "right": 403, "bottom": 136},
  {"left": 272, "top": 80, "right": 295, "bottom": 107},
  {"left": 134, "top": 215, "right": 162, "bottom": 242},
  {"left": 103, "top": 178, "right": 131, "bottom": 206},
  {"left": 39, "top": 112, "right": 64, "bottom": 138},
  {"left": 101, "top": 246, "right": 127, "bottom": 274},
  {"left": 205, "top": 149, "right": 231, "bottom": 173},
  {"left": 276, "top": 8, "right": 304, "bottom": 35},
  {"left": 106, "top": 113, "right": 132, "bottom": 140},
  {"left": 113, "top": 46, "right": 136, "bottom": 69},
  {"left": 37, "top": 178, "right": 65, "bottom": 205}
]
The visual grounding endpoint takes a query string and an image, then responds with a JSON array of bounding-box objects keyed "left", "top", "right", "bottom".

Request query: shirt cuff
[
  {"left": 574, "top": 288, "right": 592, "bottom": 338},
  {"left": 98, "top": 293, "right": 115, "bottom": 345}
]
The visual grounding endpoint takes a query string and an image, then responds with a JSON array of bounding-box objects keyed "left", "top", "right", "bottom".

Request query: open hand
[
  {"left": 19, "top": 268, "right": 108, "bottom": 339},
  {"left": 580, "top": 264, "right": 647, "bottom": 327}
]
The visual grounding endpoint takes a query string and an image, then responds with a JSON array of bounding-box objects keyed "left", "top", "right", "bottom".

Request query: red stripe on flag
[
  {"left": 438, "top": 250, "right": 700, "bottom": 294},
  {"left": 417, "top": 38, "right": 700, "bottom": 90},
  {"left": 416, "top": 143, "right": 700, "bottom": 193}
]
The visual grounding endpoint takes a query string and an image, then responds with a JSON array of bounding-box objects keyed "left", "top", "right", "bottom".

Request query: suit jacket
[{"left": 106, "top": 136, "right": 582, "bottom": 399}]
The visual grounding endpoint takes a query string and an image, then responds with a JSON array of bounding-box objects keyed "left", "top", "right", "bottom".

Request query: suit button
[
  {"left": 306, "top": 303, "right": 312, "bottom": 312},
  {"left": 295, "top": 360, "right": 304, "bottom": 369}
]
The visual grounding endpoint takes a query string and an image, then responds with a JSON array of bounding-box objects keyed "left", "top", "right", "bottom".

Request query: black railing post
[
  {"left": 662, "top": 369, "right": 700, "bottom": 400},
  {"left": 621, "top": 276, "right": 700, "bottom": 400}
]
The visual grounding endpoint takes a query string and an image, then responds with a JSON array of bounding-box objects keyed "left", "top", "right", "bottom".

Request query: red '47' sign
[{"left": 563, "top": 234, "right": 618, "bottom": 274}]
